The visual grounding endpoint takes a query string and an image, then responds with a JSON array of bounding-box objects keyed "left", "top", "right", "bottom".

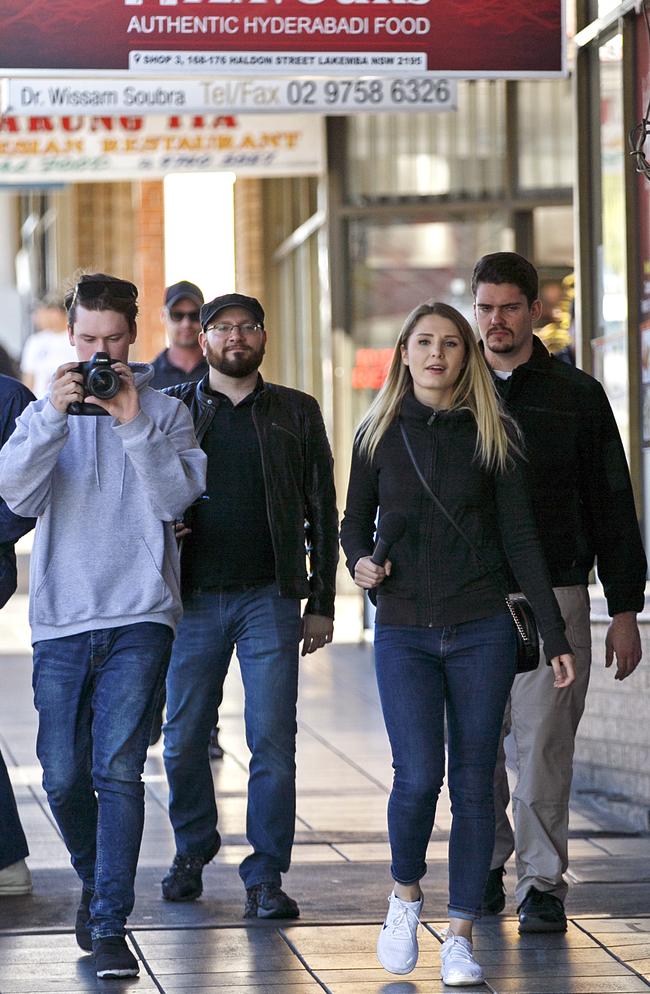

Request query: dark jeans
[
  {"left": 374, "top": 613, "right": 517, "bottom": 920},
  {"left": 32, "top": 622, "right": 172, "bottom": 939},
  {"left": 0, "top": 747, "right": 29, "bottom": 871},
  {"left": 163, "top": 584, "right": 301, "bottom": 888}
]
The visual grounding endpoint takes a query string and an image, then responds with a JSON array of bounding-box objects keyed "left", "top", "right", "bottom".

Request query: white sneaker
[
  {"left": 440, "top": 930, "right": 485, "bottom": 986},
  {"left": 0, "top": 859, "right": 32, "bottom": 896},
  {"left": 376, "top": 891, "right": 423, "bottom": 975}
]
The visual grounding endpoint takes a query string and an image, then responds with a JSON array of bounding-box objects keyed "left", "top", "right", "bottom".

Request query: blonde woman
[{"left": 340, "top": 301, "right": 575, "bottom": 986}]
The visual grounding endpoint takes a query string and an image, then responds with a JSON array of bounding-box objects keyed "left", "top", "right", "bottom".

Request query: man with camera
[
  {"left": 160, "top": 292, "right": 338, "bottom": 920},
  {"left": 0, "top": 274, "right": 206, "bottom": 979}
]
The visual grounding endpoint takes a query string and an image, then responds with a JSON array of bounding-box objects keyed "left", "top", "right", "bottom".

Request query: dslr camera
[{"left": 67, "top": 352, "right": 121, "bottom": 416}]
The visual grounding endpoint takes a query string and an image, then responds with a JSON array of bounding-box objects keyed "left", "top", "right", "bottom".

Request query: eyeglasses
[
  {"left": 67, "top": 276, "right": 138, "bottom": 310},
  {"left": 168, "top": 309, "right": 200, "bottom": 323},
  {"left": 205, "top": 322, "right": 263, "bottom": 336}
]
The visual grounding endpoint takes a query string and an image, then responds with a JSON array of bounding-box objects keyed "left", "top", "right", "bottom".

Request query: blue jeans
[
  {"left": 0, "top": 747, "right": 29, "bottom": 871},
  {"left": 32, "top": 622, "right": 172, "bottom": 939},
  {"left": 163, "top": 585, "right": 301, "bottom": 888},
  {"left": 374, "top": 613, "right": 517, "bottom": 921}
]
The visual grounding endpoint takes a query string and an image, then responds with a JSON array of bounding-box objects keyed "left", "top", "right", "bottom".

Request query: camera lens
[{"left": 87, "top": 367, "right": 120, "bottom": 400}]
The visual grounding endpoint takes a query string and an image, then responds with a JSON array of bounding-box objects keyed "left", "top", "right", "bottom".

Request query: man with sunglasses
[
  {"left": 150, "top": 281, "right": 208, "bottom": 390},
  {"left": 160, "top": 292, "right": 338, "bottom": 920},
  {"left": 149, "top": 280, "right": 212, "bottom": 749},
  {"left": 0, "top": 274, "right": 207, "bottom": 980}
]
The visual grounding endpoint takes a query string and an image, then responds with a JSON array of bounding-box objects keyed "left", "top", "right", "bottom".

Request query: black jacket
[
  {"left": 0, "top": 375, "right": 36, "bottom": 608},
  {"left": 490, "top": 337, "right": 646, "bottom": 615},
  {"left": 165, "top": 375, "right": 338, "bottom": 618},
  {"left": 341, "top": 390, "right": 570, "bottom": 659}
]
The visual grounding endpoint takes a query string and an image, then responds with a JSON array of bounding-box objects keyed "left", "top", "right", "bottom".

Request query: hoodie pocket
[{"left": 33, "top": 537, "right": 172, "bottom": 627}]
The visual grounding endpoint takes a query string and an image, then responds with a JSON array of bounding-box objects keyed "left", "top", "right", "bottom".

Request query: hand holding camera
[{"left": 51, "top": 352, "right": 140, "bottom": 423}]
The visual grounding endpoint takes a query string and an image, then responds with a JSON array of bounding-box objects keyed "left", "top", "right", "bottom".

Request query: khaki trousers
[{"left": 491, "top": 585, "right": 592, "bottom": 906}]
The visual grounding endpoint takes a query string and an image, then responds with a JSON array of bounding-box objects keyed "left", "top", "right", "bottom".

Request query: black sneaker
[
  {"left": 208, "top": 725, "right": 224, "bottom": 760},
  {"left": 74, "top": 889, "right": 93, "bottom": 952},
  {"left": 244, "top": 883, "right": 300, "bottom": 920},
  {"left": 482, "top": 866, "right": 506, "bottom": 915},
  {"left": 92, "top": 936, "right": 139, "bottom": 978},
  {"left": 517, "top": 887, "right": 567, "bottom": 933},
  {"left": 161, "top": 841, "right": 219, "bottom": 902}
]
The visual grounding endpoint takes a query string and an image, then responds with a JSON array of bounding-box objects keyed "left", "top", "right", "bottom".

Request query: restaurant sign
[{"left": 0, "top": 0, "right": 565, "bottom": 78}]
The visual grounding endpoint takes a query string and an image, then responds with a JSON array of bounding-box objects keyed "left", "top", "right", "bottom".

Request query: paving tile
[
  {"left": 579, "top": 932, "right": 650, "bottom": 946},
  {"left": 336, "top": 840, "right": 450, "bottom": 862},
  {"left": 214, "top": 843, "right": 346, "bottom": 865},
  {"left": 567, "top": 859, "right": 650, "bottom": 884},
  {"left": 579, "top": 919, "right": 650, "bottom": 934},
  {"left": 150, "top": 969, "right": 313, "bottom": 985},
  {"left": 160, "top": 986, "right": 323, "bottom": 993},
  {"left": 479, "top": 981, "right": 649, "bottom": 993},
  {"left": 312, "top": 983, "right": 472, "bottom": 993},
  {"left": 589, "top": 838, "right": 650, "bottom": 858},
  {"left": 608, "top": 944, "right": 650, "bottom": 959},
  {"left": 143, "top": 956, "right": 304, "bottom": 976},
  {"left": 134, "top": 927, "right": 287, "bottom": 950},
  {"left": 0, "top": 982, "right": 158, "bottom": 994}
]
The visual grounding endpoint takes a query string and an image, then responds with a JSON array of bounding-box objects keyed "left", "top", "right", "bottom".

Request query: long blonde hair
[{"left": 356, "top": 300, "right": 519, "bottom": 472}]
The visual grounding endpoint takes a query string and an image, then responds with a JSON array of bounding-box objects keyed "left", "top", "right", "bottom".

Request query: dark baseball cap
[
  {"left": 165, "top": 281, "right": 204, "bottom": 309},
  {"left": 200, "top": 293, "right": 265, "bottom": 330}
]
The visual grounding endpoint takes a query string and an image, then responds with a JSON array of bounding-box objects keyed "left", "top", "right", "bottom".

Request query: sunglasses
[
  {"left": 67, "top": 276, "right": 138, "bottom": 309},
  {"left": 168, "top": 309, "right": 201, "bottom": 323}
]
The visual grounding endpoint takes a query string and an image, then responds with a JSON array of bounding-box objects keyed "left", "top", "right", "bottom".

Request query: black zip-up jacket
[
  {"left": 165, "top": 375, "right": 338, "bottom": 618},
  {"left": 341, "top": 390, "right": 571, "bottom": 660},
  {"left": 489, "top": 337, "right": 646, "bottom": 616}
]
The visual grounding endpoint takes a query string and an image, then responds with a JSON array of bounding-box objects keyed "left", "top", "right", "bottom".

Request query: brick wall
[
  {"left": 574, "top": 620, "right": 650, "bottom": 830},
  {"left": 65, "top": 180, "right": 166, "bottom": 364},
  {"left": 133, "top": 180, "right": 166, "bottom": 364}
]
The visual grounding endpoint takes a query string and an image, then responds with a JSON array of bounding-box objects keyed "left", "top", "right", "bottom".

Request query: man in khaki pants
[{"left": 472, "top": 252, "right": 646, "bottom": 933}]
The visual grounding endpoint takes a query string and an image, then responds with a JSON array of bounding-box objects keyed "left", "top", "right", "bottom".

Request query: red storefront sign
[
  {"left": 0, "top": 0, "right": 565, "bottom": 77},
  {"left": 352, "top": 348, "right": 394, "bottom": 390}
]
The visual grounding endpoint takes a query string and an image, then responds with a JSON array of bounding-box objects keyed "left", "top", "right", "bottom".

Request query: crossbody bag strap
[{"left": 399, "top": 419, "right": 525, "bottom": 633}]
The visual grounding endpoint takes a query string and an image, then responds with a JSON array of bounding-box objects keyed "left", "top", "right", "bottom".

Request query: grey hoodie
[{"left": 0, "top": 363, "right": 207, "bottom": 643}]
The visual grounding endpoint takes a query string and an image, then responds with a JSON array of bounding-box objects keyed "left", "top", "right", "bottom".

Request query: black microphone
[{"left": 371, "top": 511, "right": 407, "bottom": 566}]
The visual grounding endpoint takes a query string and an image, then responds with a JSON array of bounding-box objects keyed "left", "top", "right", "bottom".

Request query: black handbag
[{"left": 399, "top": 422, "right": 540, "bottom": 673}]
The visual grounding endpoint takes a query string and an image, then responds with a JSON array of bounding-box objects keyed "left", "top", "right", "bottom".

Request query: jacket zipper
[
  {"left": 425, "top": 412, "right": 437, "bottom": 627},
  {"left": 271, "top": 420, "right": 299, "bottom": 441},
  {"left": 252, "top": 403, "right": 281, "bottom": 593}
]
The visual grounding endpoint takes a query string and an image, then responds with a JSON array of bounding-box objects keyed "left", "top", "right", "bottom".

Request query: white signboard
[
  {"left": 1, "top": 76, "right": 457, "bottom": 116},
  {"left": 129, "top": 51, "right": 428, "bottom": 74},
  {"left": 0, "top": 113, "right": 325, "bottom": 182}
]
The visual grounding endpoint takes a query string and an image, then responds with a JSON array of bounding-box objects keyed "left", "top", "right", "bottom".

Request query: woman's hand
[
  {"left": 550, "top": 653, "right": 575, "bottom": 688},
  {"left": 353, "top": 555, "right": 392, "bottom": 589}
]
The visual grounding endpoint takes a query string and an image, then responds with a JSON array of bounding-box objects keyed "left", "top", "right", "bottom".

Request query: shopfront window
[
  {"left": 592, "top": 33, "right": 629, "bottom": 453},
  {"left": 518, "top": 79, "right": 575, "bottom": 190},
  {"left": 347, "top": 81, "right": 505, "bottom": 200},
  {"left": 347, "top": 213, "right": 512, "bottom": 424},
  {"left": 534, "top": 206, "right": 574, "bottom": 267}
]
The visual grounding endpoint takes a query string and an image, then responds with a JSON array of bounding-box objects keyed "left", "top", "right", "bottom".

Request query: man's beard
[
  {"left": 486, "top": 329, "right": 514, "bottom": 353},
  {"left": 205, "top": 341, "right": 264, "bottom": 378}
]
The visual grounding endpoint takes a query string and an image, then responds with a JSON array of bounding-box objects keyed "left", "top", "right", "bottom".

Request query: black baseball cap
[
  {"left": 165, "top": 281, "right": 204, "bottom": 309},
  {"left": 200, "top": 293, "right": 265, "bottom": 330}
]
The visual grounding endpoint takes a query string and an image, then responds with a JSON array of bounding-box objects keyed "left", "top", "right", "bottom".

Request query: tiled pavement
[{"left": 1, "top": 593, "right": 649, "bottom": 993}]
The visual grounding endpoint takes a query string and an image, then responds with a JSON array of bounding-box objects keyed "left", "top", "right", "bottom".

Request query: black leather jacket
[{"left": 165, "top": 375, "right": 338, "bottom": 618}]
